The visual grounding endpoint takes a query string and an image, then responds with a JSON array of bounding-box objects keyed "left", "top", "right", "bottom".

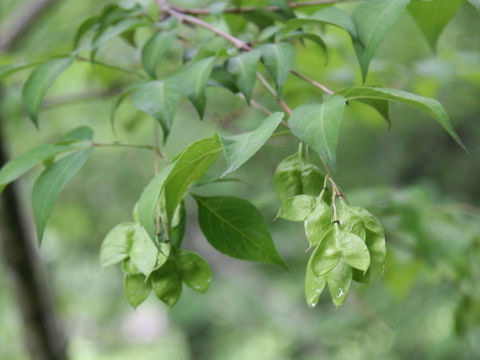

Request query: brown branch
[
  {"left": 169, "top": 0, "right": 353, "bottom": 15},
  {"left": 161, "top": 1, "right": 334, "bottom": 96}
]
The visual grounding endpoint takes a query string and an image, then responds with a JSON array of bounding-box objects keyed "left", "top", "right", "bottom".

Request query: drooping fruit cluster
[{"left": 274, "top": 147, "right": 386, "bottom": 307}]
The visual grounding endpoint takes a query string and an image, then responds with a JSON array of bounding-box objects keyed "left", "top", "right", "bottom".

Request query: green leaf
[
  {"left": 305, "top": 201, "right": 333, "bottom": 247},
  {"left": 73, "top": 16, "right": 99, "bottom": 49},
  {"left": 226, "top": 50, "right": 261, "bottom": 103},
  {"left": 176, "top": 250, "right": 212, "bottom": 293},
  {"left": 289, "top": 95, "right": 346, "bottom": 173},
  {"left": 57, "top": 126, "right": 94, "bottom": 144},
  {"left": 151, "top": 261, "right": 183, "bottom": 307},
  {"left": 122, "top": 258, "right": 141, "bottom": 275},
  {"left": 279, "top": 32, "right": 328, "bottom": 63},
  {"left": 274, "top": 151, "right": 325, "bottom": 204},
  {"left": 220, "top": 112, "right": 284, "bottom": 177},
  {"left": 278, "top": 194, "right": 317, "bottom": 222},
  {"left": 181, "top": 57, "right": 216, "bottom": 118},
  {"left": 129, "top": 223, "right": 168, "bottom": 278},
  {"left": 310, "top": 228, "right": 341, "bottom": 276},
  {"left": 336, "top": 228, "right": 370, "bottom": 272},
  {"left": 124, "top": 274, "right": 151, "bottom": 309},
  {"left": 326, "top": 258, "right": 352, "bottom": 307},
  {"left": 281, "top": 7, "right": 357, "bottom": 37},
  {"left": 22, "top": 57, "right": 74, "bottom": 127},
  {"left": 32, "top": 148, "right": 92, "bottom": 244},
  {"left": 137, "top": 163, "right": 175, "bottom": 241},
  {"left": 194, "top": 195, "right": 286, "bottom": 268},
  {"left": 164, "top": 136, "right": 222, "bottom": 230},
  {"left": 91, "top": 18, "right": 148, "bottom": 57},
  {"left": 141, "top": 30, "right": 177, "bottom": 78},
  {"left": 260, "top": 42, "right": 295, "bottom": 95},
  {"left": 408, "top": 0, "right": 464, "bottom": 52},
  {"left": 359, "top": 98, "right": 391, "bottom": 128},
  {"left": 110, "top": 81, "right": 145, "bottom": 131},
  {"left": 209, "top": 66, "right": 239, "bottom": 93},
  {"left": 336, "top": 86, "right": 466, "bottom": 151},
  {"left": 170, "top": 201, "right": 186, "bottom": 248},
  {"left": 305, "top": 253, "right": 326, "bottom": 308},
  {"left": 100, "top": 222, "right": 136, "bottom": 267},
  {"left": 352, "top": 0, "right": 410, "bottom": 81},
  {"left": 0, "top": 63, "right": 39, "bottom": 80},
  {"left": 0, "top": 144, "right": 73, "bottom": 194},
  {"left": 132, "top": 80, "right": 182, "bottom": 142}
]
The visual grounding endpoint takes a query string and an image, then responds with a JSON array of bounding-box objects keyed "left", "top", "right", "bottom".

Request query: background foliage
[{"left": 1, "top": 0, "right": 480, "bottom": 359}]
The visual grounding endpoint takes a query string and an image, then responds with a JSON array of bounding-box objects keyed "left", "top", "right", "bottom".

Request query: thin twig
[
  {"left": 291, "top": 70, "right": 334, "bottom": 95},
  {"left": 161, "top": 2, "right": 334, "bottom": 96},
  {"left": 256, "top": 72, "right": 293, "bottom": 116}
]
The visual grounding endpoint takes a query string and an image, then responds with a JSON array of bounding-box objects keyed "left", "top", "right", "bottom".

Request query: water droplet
[
  {"left": 316, "top": 289, "right": 321, "bottom": 293},
  {"left": 310, "top": 302, "right": 317, "bottom": 308},
  {"left": 337, "top": 288, "right": 345, "bottom": 298}
]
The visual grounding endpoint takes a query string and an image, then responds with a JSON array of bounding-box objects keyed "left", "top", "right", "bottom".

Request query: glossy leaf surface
[
  {"left": 289, "top": 96, "right": 346, "bottom": 173},
  {"left": 32, "top": 148, "right": 92, "bottom": 244},
  {"left": 220, "top": 112, "right": 284, "bottom": 177},
  {"left": 194, "top": 195, "right": 286, "bottom": 268}
]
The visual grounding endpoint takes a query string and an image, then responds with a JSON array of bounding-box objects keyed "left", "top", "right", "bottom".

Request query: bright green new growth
[{"left": 0, "top": 0, "right": 470, "bottom": 311}]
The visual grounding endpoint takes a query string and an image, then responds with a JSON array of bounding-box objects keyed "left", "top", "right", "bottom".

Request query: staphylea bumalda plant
[{"left": 0, "top": 0, "right": 472, "bottom": 309}]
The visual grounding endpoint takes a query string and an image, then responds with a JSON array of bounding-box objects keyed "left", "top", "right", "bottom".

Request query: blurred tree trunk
[{"left": 0, "top": 1, "right": 68, "bottom": 359}]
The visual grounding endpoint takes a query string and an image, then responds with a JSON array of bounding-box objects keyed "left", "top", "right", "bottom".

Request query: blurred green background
[{"left": 1, "top": 0, "right": 480, "bottom": 359}]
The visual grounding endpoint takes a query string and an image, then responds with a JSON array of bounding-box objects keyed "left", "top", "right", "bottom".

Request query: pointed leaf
[
  {"left": 176, "top": 250, "right": 212, "bottom": 293},
  {"left": 141, "top": 30, "right": 177, "bottom": 78},
  {"left": 57, "top": 126, "right": 94, "bottom": 144},
  {"left": 124, "top": 274, "right": 151, "bottom": 309},
  {"left": 279, "top": 32, "right": 328, "bottom": 63},
  {"left": 181, "top": 57, "right": 216, "bottom": 118},
  {"left": 336, "top": 229, "right": 370, "bottom": 271},
  {"left": 151, "top": 261, "right": 183, "bottom": 307},
  {"left": 110, "top": 81, "right": 145, "bottom": 130},
  {"left": 164, "top": 136, "right": 222, "bottom": 230},
  {"left": 92, "top": 18, "right": 148, "bottom": 56},
  {"left": 408, "top": 0, "right": 464, "bottom": 52},
  {"left": 326, "top": 258, "right": 352, "bottom": 307},
  {"left": 352, "top": 0, "right": 410, "bottom": 81},
  {"left": 260, "top": 42, "right": 295, "bottom": 94},
  {"left": 310, "top": 228, "right": 341, "bottom": 276},
  {"left": 22, "top": 57, "right": 74, "bottom": 126},
  {"left": 278, "top": 194, "right": 317, "bottom": 222},
  {"left": 137, "top": 163, "right": 175, "bottom": 241},
  {"left": 226, "top": 50, "right": 261, "bottom": 103},
  {"left": 0, "top": 63, "right": 39, "bottom": 80},
  {"left": 0, "top": 144, "right": 73, "bottom": 194},
  {"left": 100, "top": 222, "right": 136, "bottom": 267},
  {"left": 289, "top": 95, "right": 346, "bottom": 173},
  {"left": 129, "top": 223, "right": 161, "bottom": 278},
  {"left": 359, "top": 98, "right": 391, "bottom": 127},
  {"left": 220, "top": 112, "right": 284, "bottom": 176},
  {"left": 274, "top": 151, "right": 325, "bottom": 204},
  {"left": 336, "top": 86, "right": 466, "bottom": 151},
  {"left": 132, "top": 80, "right": 182, "bottom": 142},
  {"left": 73, "top": 16, "right": 99, "bottom": 49},
  {"left": 305, "top": 253, "right": 326, "bottom": 308},
  {"left": 194, "top": 195, "right": 286, "bottom": 268},
  {"left": 305, "top": 201, "right": 334, "bottom": 247},
  {"left": 282, "top": 7, "right": 357, "bottom": 37},
  {"left": 32, "top": 148, "right": 92, "bottom": 243}
]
